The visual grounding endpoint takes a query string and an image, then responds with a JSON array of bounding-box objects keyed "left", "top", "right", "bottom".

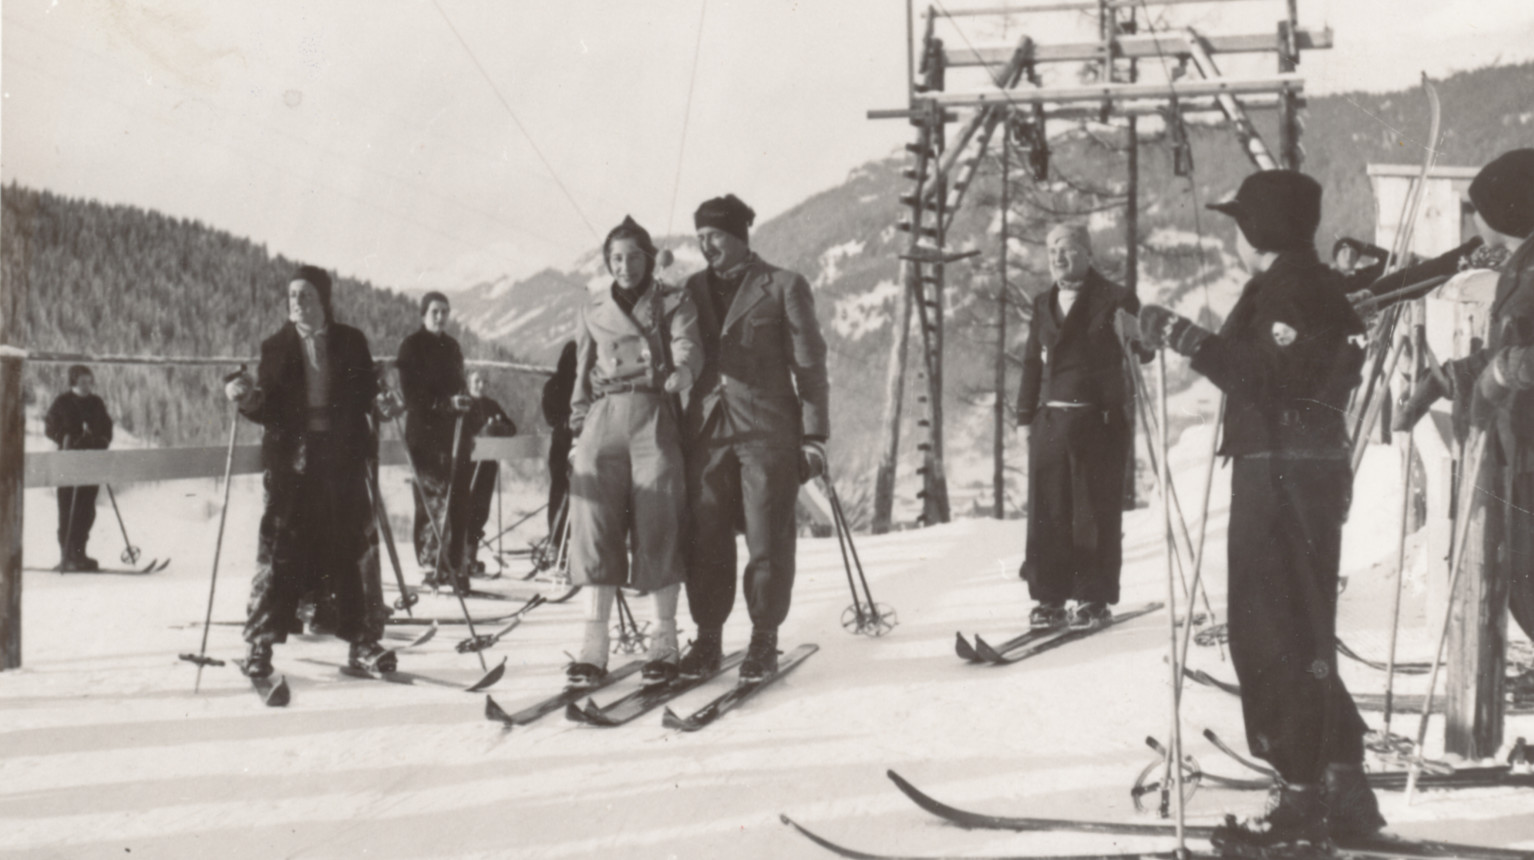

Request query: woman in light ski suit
[{"left": 566, "top": 216, "right": 702, "bottom": 687}]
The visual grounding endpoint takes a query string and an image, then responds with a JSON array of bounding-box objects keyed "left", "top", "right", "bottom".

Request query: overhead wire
[
  {"left": 432, "top": 0, "right": 601, "bottom": 241},
  {"left": 666, "top": 0, "right": 711, "bottom": 236}
]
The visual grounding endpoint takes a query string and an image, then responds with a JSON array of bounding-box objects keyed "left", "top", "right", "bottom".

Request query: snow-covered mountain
[{"left": 445, "top": 61, "right": 1534, "bottom": 514}]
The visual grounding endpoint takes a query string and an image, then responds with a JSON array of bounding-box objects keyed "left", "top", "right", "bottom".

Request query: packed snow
[{"left": 3, "top": 426, "right": 1533, "bottom": 859}]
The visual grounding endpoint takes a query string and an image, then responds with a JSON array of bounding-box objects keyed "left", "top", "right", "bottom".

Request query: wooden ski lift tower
[{"left": 867, "top": 0, "right": 1328, "bottom": 532}]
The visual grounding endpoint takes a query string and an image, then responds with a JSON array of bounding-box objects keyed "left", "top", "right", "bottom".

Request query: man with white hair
[{"left": 1015, "top": 223, "right": 1148, "bottom": 630}]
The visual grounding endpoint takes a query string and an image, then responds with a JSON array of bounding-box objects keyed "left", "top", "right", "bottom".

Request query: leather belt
[{"left": 592, "top": 379, "right": 661, "bottom": 399}]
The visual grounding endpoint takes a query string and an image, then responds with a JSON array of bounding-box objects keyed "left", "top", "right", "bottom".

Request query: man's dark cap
[
  {"left": 694, "top": 194, "right": 755, "bottom": 243},
  {"left": 292, "top": 265, "right": 334, "bottom": 319},
  {"left": 1469, "top": 148, "right": 1534, "bottom": 239},
  {"left": 1207, "top": 170, "right": 1322, "bottom": 253},
  {"left": 68, "top": 364, "right": 92, "bottom": 386}
]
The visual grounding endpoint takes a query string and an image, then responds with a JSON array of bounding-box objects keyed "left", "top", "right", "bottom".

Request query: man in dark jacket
[
  {"left": 1396, "top": 149, "right": 1534, "bottom": 646},
  {"left": 1016, "top": 223, "right": 1148, "bottom": 630},
  {"left": 462, "top": 369, "right": 517, "bottom": 576},
  {"left": 1138, "top": 171, "right": 1382, "bottom": 850},
  {"left": 44, "top": 365, "right": 113, "bottom": 571},
  {"left": 396, "top": 291, "right": 472, "bottom": 588},
  {"left": 677, "top": 194, "right": 830, "bottom": 683},
  {"left": 541, "top": 341, "right": 578, "bottom": 534},
  {"left": 224, "top": 265, "right": 394, "bottom": 677}
]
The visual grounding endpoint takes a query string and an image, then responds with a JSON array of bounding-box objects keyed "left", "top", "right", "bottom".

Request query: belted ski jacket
[{"left": 1191, "top": 249, "right": 1366, "bottom": 458}]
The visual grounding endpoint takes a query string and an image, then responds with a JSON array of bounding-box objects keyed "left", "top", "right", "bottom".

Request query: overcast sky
[{"left": 4, "top": 1, "right": 1532, "bottom": 292}]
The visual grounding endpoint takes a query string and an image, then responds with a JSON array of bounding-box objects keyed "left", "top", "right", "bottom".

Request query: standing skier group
[
  {"left": 215, "top": 193, "right": 830, "bottom": 692},
  {"left": 107, "top": 146, "right": 1523, "bottom": 856},
  {"left": 1010, "top": 150, "right": 1534, "bottom": 853}
]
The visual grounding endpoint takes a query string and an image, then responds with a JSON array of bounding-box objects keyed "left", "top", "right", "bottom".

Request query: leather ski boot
[
  {"left": 1211, "top": 783, "right": 1330, "bottom": 855},
  {"left": 1323, "top": 763, "right": 1386, "bottom": 840},
  {"left": 348, "top": 640, "right": 398, "bottom": 673},
  {"left": 740, "top": 627, "right": 780, "bottom": 683},
  {"left": 678, "top": 628, "right": 723, "bottom": 679}
]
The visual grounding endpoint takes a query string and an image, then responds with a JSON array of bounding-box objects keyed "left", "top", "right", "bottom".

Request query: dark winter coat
[
  {"left": 681, "top": 255, "right": 830, "bottom": 448},
  {"left": 397, "top": 328, "right": 466, "bottom": 460},
  {"left": 240, "top": 322, "right": 378, "bottom": 470},
  {"left": 1191, "top": 249, "right": 1365, "bottom": 457},
  {"left": 45, "top": 391, "right": 113, "bottom": 451},
  {"left": 1015, "top": 267, "right": 1147, "bottom": 427}
]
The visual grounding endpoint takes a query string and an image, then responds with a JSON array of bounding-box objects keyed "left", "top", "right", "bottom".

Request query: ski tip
[
  {"left": 660, "top": 707, "right": 686, "bottom": 731},
  {"left": 484, "top": 694, "right": 515, "bottom": 728},
  {"left": 563, "top": 701, "right": 588, "bottom": 724},
  {"left": 972, "top": 635, "right": 1008, "bottom": 664},
  {"left": 265, "top": 676, "right": 291, "bottom": 707},
  {"left": 954, "top": 632, "right": 979, "bottom": 662},
  {"left": 466, "top": 657, "right": 507, "bottom": 693}
]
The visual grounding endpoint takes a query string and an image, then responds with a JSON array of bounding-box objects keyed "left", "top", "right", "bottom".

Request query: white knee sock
[
  {"left": 579, "top": 585, "right": 616, "bottom": 666},
  {"left": 648, "top": 584, "right": 680, "bottom": 661}
]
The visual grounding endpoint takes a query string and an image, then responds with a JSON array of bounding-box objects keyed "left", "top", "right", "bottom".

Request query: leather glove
[
  {"left": 798, "top": 439, "right": 827, "bottom": 484},
  {"left": 224, "top": 372, "right": 253, "bottom": 403},
  {"left": 1138, "top": 304, "right": 1211, "bottom": 357},
  {"left": 1346, "top": 289, "right": 1374, "bottom": 308},
  {"left": 663, "top": 364, "right": 695, "bottom": 394},
  {"left": 1470, "top": 362, "right": 1511, "bottom": 429},
  {"left": 1391, "top": 367, "right": 1448, "bottom": 432},
  {"left": 450, "top": 394, "right": 473, "bottom": 413},
  {"left": 1113, "top": 308, "right": 1142, "bottom": 345},
  {"left": 375, "top": 389, "right": 405, "bottom": 421}
]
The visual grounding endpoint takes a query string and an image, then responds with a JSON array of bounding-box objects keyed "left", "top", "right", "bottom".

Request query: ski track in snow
[{"left": 3, "top": 436, "right": 1533, "bottom": 859}]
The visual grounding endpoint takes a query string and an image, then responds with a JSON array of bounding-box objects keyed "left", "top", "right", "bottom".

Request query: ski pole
[
  {"left": 103, "top": 485, "right": 141, "bottom": 566},
  {"left": 825, "top": 477, "right": 893, "bottom": 635},
  {"left": 823, "top": 477, "right": 868, "bottom": 631},
  {"left": 181, "top": 381, "right": 243, "bottom": 691},
  {"left": 436, "top": 412, "right": 490, "bottom": 671},
  {"left": 1155, "top": 348, "right": 1189, "bottom": 855},
  {"left": 494, "top": 463, "right": 503, "bottom": 566},
  {"left": 393, "top": 411, "right": 490, "bottom": 672},
  {"left": 1382, "top": 316, "right": 1424, "bottom": 738},
  {"left": 363, "top": 466, "right": 415, "bottom": 617},
  {"left": 482, "top": 503, "right": 546, "bottom": 553}
]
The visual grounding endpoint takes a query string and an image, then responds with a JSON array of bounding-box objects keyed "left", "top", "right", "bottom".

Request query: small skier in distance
[{"left": 44, "top": 364, "right": 114, "bottom": 572}]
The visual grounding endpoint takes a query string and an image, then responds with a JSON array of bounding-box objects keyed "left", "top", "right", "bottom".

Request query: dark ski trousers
[
  {"left": 411, "top": 445, "right": 470, "bottom": 576},
  {"left": 1499, "top": 468, "right": 1534, "bottom": 643},
  {"left": 1227, "top": 456, "right": 1367, "bottom": 785},
  {"left": 1021, "top": 406, "right": 1127, "bottom": 605},
  {"left": 56, "top": 484, "right": 98, "bottom": 557},
  {"left": 466, "top": 460, "right": 499, "bottom": 554},
  {"left": 246, "top": 432, "right": 383, "bottom": 646},
  {"left": 686, "top": 442, "right": 799, "bottom": 631},
  {"left": 547, "top": 430, "right": 572, "bottom": 531}
]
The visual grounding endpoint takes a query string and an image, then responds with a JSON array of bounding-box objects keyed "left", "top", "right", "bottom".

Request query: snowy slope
[{"left": 3, "top": 433, "right": 1533, "bottom": 860}]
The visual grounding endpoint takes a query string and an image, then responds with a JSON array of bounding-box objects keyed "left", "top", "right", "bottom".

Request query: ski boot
[
  {"left": 567, "top": 619, "right": 610, "bottom": 688},
  {"left": 1211, "top": 783, "right": 1330, "bottom": 857},
  {"left": 1323, "top": 763, "right": 1386, "bottom": 840},
  {"left": 565, "top": 662, "right": 607, "bottom": 689},
  {"left": 1069, "top": 601, "right": 1112, "bottom": 631},
  {"left": 642, "top": 620, "right": 680, "bottom": 684},
  {"left": 1028, "top": 601, "right": 1067, "bottom": 630},
  {"left": 241, "top": 641, "right": 275, "bottom": 679},
  {"left": 348, "top": 641, "right": 398, "bottom": 674},
  {"left": 740, "top": 627, "right": 780, "bottom": 684},
  {"left": 678, "top": 628, "right": 724, "bottom": 680}
]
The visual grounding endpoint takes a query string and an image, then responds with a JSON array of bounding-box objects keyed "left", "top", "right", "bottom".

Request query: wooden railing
[{"left": 23, "top": 435, "right": 547, "bottom": 488}]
